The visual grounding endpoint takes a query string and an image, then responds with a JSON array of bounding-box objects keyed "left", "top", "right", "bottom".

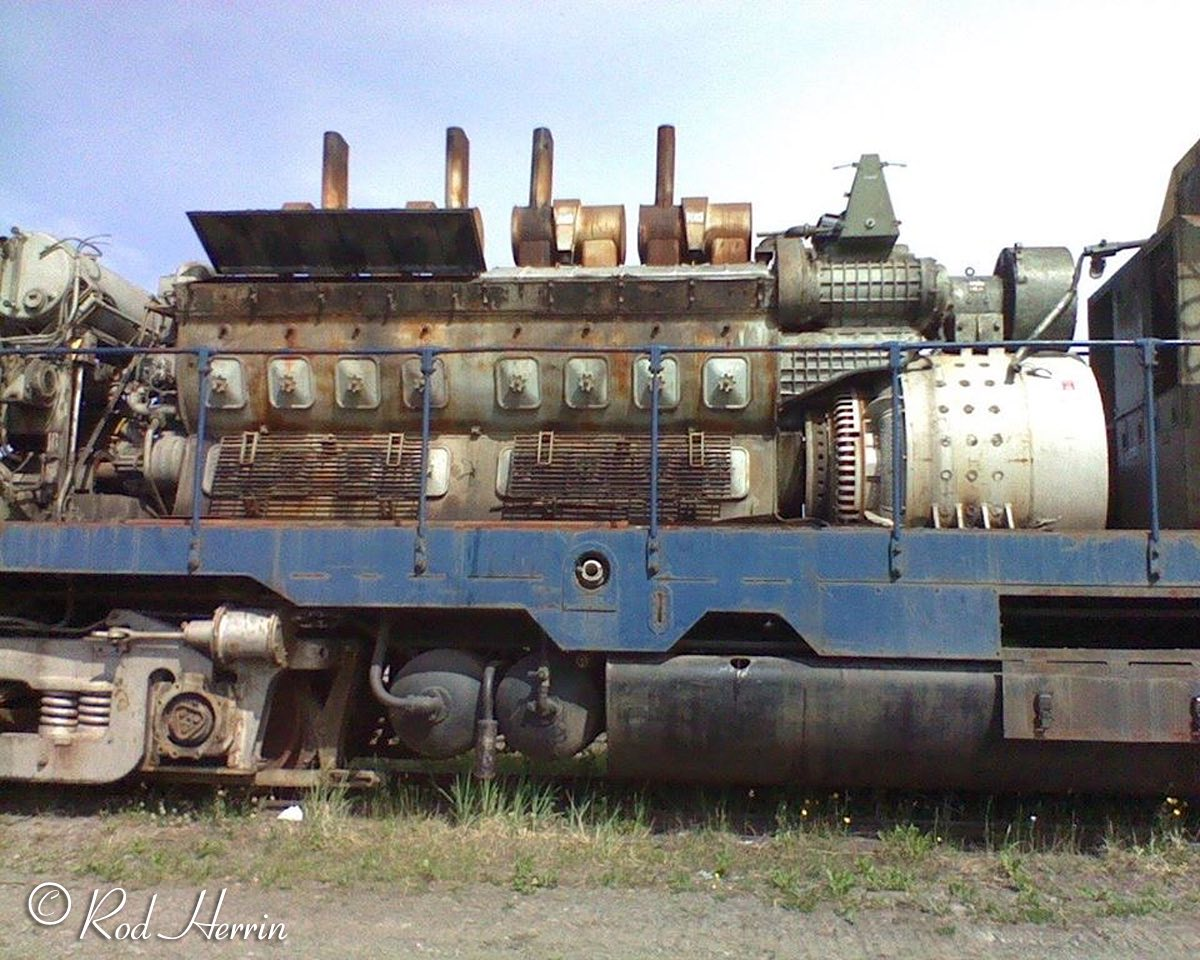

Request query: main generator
[{"left": 1, "top": 127, "right": 1197, "bottom": 794}]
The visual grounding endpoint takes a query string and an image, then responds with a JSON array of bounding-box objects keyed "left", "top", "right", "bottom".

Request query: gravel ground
[{"left": 3, "top": 879, "right": 1200, "bottom": 960}]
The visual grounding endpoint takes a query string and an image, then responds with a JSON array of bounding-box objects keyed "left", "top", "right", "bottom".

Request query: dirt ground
[
  {"left": 3, "top": 879, "right": 1200, "bottom": 960},
  {"left": 2, "top": 808, "right": 1199, "bottom": 960},
  {"left": 1, "top": 783, "right": 1198, "bottom": 960}
]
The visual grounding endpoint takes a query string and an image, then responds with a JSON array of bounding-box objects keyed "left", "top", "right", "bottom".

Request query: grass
[{"left": 1, "top": 779, "right": 1197, "bottom": 924}]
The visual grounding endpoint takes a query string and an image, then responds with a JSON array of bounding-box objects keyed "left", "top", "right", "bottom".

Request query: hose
[{"left": 368, "top": 626, "right": 444, "bottom": 716}]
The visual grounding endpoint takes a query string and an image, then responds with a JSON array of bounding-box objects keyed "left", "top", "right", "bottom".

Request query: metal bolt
[
  {"left": 210, "top": 375, "right": 228, "bottom": 395},
  {"left": 508, "top": 373, "right": 527, "bottom": 394},
  {"left": 575, "top": 555, "right": 609, "bottom": 589},
  {"left": 577, "top": 371, "right": 595, "bottom": 394},
  {"left": 280, "top": 373, "right": 297, "bottom": 395},
  {"left": 347, "top": 374, "right": 365, "bottom": 395},
  {"left": 717, "top": 372, "right": 737, "bottom": 394}
]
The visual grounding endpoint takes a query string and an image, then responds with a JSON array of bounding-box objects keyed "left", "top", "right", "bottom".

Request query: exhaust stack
[
  {"left": 321, "top": 131, "right": 349, "bottom": 210},
  {"left": 445, "top": 127, "right": 470, "bottom": 209}
]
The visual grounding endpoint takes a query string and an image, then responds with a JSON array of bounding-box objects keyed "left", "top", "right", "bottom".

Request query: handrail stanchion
[
  {"left": 888, "top": 342, "right": 904, "bottom": 580},
  {"left": 414, "top": 347, "right": 435, "bottom": 576},
  {"left": 188, "top": 348, "right": 211, "bottom": 574},
  {"left": 647, "top": 345, "right": 663, "bottom": 577},
  {"left": 1139, "top": 338, "right": 1162, "bottom": 582}
]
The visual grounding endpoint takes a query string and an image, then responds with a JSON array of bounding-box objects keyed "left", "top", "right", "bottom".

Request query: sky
[{"left": 3, "top": 0, "right": 1199, "bottom": 320}]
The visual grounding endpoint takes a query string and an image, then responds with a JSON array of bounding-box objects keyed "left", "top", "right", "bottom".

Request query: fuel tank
[{"left": 606, "top": 655, "right": 1200, "bottom": 795}]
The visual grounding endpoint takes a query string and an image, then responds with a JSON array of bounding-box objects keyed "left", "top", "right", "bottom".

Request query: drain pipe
[
  {"left": 368, "top": 626, "right": 444, "bottom": 718},
  {"left": 472, "top": 662, "right": 500, "bottom": 780}
]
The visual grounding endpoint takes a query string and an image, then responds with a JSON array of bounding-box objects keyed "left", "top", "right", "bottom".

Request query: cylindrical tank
[
  {"left": 606, "top": 655, "right": 1200, "bottom": 795},
  {"left": 806, "top": 352, "right": 1109, "bottom": 529},
  {"left": 883, "top": 352, "right": 1107, "bottom": 529}
]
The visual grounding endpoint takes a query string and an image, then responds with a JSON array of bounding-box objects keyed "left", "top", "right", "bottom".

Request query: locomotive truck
[{"left": 1, "top": 126, "right": 1198, "bottom": 794}]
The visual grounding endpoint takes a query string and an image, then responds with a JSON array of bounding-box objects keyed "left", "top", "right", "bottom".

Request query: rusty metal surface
[
  {"left": 511, "top": 127, "right": 626, "bottom": 267},
  {"left": 1158, "top": 134, "right": 1200, "bottom": 228},
  {"left": 187, "top": 209, "right": 486, "bottom": 277},
  {"left": 655, "top": 125, "right": 675, "bottom": 207},
  {"left": 510, "top": 129, "right": 556, "bottom": 266},
  {"left": 502, "top": 433, "right": 732, "bottom": 522},
  {"left": 1089, "top": 217, "right": 1200, "bottom": 530},
  {"left": 637, "top": 125, "right": 750, "bottom": 266},
  {"left": 0, "top": 636, "right": 212, "bottom": 784},
  {"left": 321, "top": 131, "right": 349, "bottom": 210},
  {"left": 173, "top": 274, "right": 776, "bottom": 438},
  {"left": 554, "top": 201, "right": 626, "bottom": 267},
  {"left": 607, "top": 654, "right": 1200, "bottom": 794},
  {"left": 529, "top": 127, "right": 553, "bottom": 209},
  {"left": 444, "top": 127, "right": 469, "bottom": 209},
  {"left": 638, "top": 205, "right": 685, "bottom": 267},
  {"left": 1002, "top": 648, "right": 1200, "bottom": 743},
  {"left": 639, "top": 125, "right": 685, "bottom": 266},
  {"left": 209, "top": 432, "right": 423, "bottom": 520},
  {"left": 684, "top": 198, "right": 753, "bottom": 265}
]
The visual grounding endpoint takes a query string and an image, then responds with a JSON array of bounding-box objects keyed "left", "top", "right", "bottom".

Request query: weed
[
  {"left": 304, "top": 780, "right": 354, "bottom": 838},
  {"left": 711, "top": 847, "right": 733, "bottom": 880},
  {"left": 877, "top": 823, "right": 935, "bottom": 862},
  {"left": 510, "top": 853, "right": 557, "bottom": 893},
  {"left": 856, "top": 858, "right": 914, "bottom": 892},
  {"left": 946, "top": 877, "right": 979, "bottom": 907},
  {"left": 1089, "top": 887, "right": 1172, "bottom": 918},
  {"left": 5, "top": 781, "right": 1199, "bottom": 928},
  {"left": 440, "top": 774, "right": 559, "bottom": 827},
  {"left": 768, "top": 867, "right": 821, "bottom": 912},
  {"left": 824, "top": 864, "right": 856, "bottom": 898}
]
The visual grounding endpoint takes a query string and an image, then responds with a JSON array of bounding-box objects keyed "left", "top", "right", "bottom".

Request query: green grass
[{"left": 1, "top": 779, "right": 1197, "bottom": 924}]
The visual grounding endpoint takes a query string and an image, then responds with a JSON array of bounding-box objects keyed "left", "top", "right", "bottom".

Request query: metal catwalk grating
[
  {"left": 502, "top": 433, "right": 733, "bottom": 522},
  {"left": 209, "top": 433, "right": 421, "bottom": 519}
]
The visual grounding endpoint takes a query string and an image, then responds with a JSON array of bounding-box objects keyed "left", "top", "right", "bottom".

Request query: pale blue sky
[{"left": 3, "top": 0, "right": 1197, "bottom": 297}]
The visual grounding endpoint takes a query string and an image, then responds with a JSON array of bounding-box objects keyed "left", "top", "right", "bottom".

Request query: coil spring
[
  {"left": 39, "top": 691, "right": 79, "bottom": 730},
  {"left": 78, "top": 692, "right": 112, "bottom": 728}
]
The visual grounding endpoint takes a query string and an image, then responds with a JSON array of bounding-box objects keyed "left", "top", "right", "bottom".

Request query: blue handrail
[{"left": 0, "top": 337, "right": 1183, "bottom": 585}]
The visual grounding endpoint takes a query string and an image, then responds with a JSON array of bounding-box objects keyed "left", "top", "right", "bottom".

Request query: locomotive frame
[{"left": 2, "top": 127, "right": 1199, "bottom": 795}]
